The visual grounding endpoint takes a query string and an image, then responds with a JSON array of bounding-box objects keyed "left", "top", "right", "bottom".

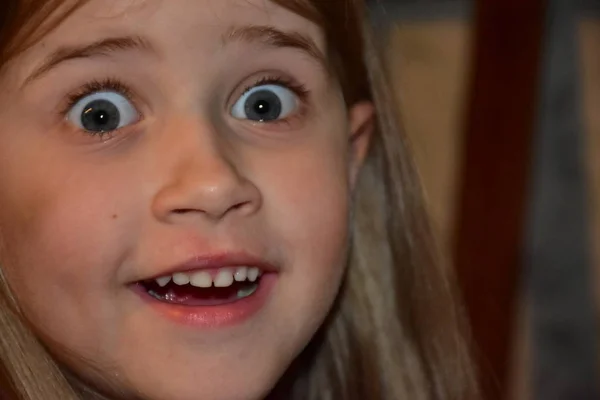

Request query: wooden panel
[
  {"left": 387, "top": 16, "right": 537, "bottom": 400},
  {"left": 453, "top": 2, "right": 545, "bottom": 399},
  {"left": 388, "top": 21, "right": 472, "bottom": 254},
  {"left": 578, "top": 18, "right": 600, "bottom": 369},
  {"left": 507, "top": 296, "right": 532, "bottom": 400}
]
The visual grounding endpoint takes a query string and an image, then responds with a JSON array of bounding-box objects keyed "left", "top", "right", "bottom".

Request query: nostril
[
  {"left": 227, "top": 201, "right": 255, "bottom": 216},
  {"left": 231, "top": 202, "right": 246, "bottom": 211},
  {"left": 171, "top": 202, "right": 247, "bottom": 217},
  {"left": 173, "top": 209, "right": 195, "bottom": 214}
]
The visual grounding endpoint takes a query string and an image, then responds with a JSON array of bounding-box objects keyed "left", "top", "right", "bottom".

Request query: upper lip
[{"left": 139, "top": 252, "right": 278, "bottom": 281}]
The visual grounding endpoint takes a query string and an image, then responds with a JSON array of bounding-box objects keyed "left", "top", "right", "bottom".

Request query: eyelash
[
  {"left": 237, "top": 75, "right": 310, "bottom": 129},
  {"left": 61, "top": 74, "right": 310, "bottom": 137},
  {"left": 62, "top": 78, "right": 135, "bottom": 118},
  {"left": 240, "top": 75, "right": 309, "bottom": 101}
]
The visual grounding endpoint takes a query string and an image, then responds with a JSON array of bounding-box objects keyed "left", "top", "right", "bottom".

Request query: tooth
[
  {"left": 214, "top": 270, "right": 234, "bottom": 287},
  {"left": 190, "top": 271, "right": 212, "bottom": 288},
  {"left": 237, "top": 283, "right": 258, "bottom": 298},
  {"left": 247, "top": 267, "right": 259, "bottom": 282},
  {"left": 155, "top": 276, "right": 172, "bottom": 287},
  {"left": 172, "top": 272, "right": 190, "bottom": 285},
  {"left": 234, "top": 267, "right": 248, "bottom": 282}
]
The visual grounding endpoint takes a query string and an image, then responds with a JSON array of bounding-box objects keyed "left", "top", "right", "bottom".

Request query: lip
[
  {"left": 133, "top": 273, "right": 277, "bottom": 329},
  {"left": 130, "top": 251, "right": 279, "bottom": 329},
  {"left": 141, "top": 252, "right": 279, "bottom": 281}
]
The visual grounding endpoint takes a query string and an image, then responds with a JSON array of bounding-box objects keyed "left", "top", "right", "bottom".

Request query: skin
[{"left": 0, "top": 1, "right": 373, "bottom": 399}]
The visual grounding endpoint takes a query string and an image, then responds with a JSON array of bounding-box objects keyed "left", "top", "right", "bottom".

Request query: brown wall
[
  {"left": 388, "top": 21, "right": 471, "bottom": 255},
  {"left": 387, "top": 20, "right": 532, "bottom": 400},
  {"left": 579, "top": 19, "right": 600, "bottom": 329}
]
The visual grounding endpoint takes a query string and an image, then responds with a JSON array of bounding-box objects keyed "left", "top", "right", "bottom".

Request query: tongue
[{"left": 144, "top": 280, "right": 253, "bottom": 306}]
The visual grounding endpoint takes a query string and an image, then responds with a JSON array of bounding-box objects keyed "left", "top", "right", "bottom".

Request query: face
[{"left": 0, "top": 1, "right": 373, "bottom": 399}]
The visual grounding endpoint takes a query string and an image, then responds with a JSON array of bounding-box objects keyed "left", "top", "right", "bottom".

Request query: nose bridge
[
  {"left": 176, "top": 140, "right": 234, "bottom": 192},
  {"left": 151, "top": 115, "right": 260, "bottom": 223},
  {"left": 177, "top": 122, "right": 236, "bottom": 185}
]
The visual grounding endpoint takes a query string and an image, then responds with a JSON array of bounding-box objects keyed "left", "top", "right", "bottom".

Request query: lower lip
[{"left": 133, "top": 274, "right": 277, "bottom": 329}]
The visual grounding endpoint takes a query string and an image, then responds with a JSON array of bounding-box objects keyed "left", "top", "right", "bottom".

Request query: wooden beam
[{"left": 453, "top": 1, "right": 546, "bottom": 399}]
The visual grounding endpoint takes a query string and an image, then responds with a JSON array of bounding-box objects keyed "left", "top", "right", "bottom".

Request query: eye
[
  {"left": 231, "top": 84, "right": 298, "bottom": 122},
  {"left": 66, "top": 91, "right": 139, "bottom": 134}
]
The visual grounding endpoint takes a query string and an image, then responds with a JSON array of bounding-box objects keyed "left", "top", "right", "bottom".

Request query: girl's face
[{"left": 0, "top": 0, "right": 373, "bottom": 399}]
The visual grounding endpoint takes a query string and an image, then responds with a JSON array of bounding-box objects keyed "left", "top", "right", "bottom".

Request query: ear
[{"left": 347, "top": 101, "right": 375, "bottom": 186}]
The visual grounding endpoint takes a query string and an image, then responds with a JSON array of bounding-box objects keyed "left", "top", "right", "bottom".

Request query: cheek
[
  {"left": 276, "top": 164, "right": 349, "bottom": 265},
  {"left": 0, "top": 139, "right": 138, "bottom": 344},
  {"left": 253, "top": 130, "right": 351, "bottom": 336},
  {"left": 279, "top": 167, "right": 350, "bottom": 318},
  {"left": 0, "top": 156, "right": 119, "bottom": 268},
  {"left": 259, "top": 133, "right": 350, "bottom": 258}
]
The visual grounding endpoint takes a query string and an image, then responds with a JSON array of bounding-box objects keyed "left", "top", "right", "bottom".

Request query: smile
[
  {"left": 141, "top": 266, "right": 264, "bottom": 306},
  {"left": 132, "top": 253, "right": 278, "bottom": 328}
]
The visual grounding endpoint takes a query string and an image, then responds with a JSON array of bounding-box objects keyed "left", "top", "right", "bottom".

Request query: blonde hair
[{"left": 0, "top": 0, "right": 477, "bottom": 399}]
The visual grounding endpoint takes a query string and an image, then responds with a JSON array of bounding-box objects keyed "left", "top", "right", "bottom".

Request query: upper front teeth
[
  {"left": 155, "top": 267, "right": 261, "bottom": 288},
  {"left": 189, "top": 271, "right": 211, "bottom": 288},
  {"left": 214, "top": 270, "right": 234, "bottom": 287}
]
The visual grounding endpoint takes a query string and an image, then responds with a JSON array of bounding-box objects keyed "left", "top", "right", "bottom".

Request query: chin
[
  {"left": 142, "top": 385, "right": 271, "bottom": 400},
  {"left": 78, "top": 353, "right": 287, "bottom": 400},
  {"left": 84, "top": 372, "right": 277, "bottom": 400}
]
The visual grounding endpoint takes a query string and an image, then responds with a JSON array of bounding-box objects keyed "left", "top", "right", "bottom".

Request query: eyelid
[
  {"left": 227, "top": 72, "right": 309, "bottom": 110},
  {"left": 241, "top": 76, "right": 308, "bottom": 98},
  {"left": 227, "top": 74, "right": 310, "bottom": 129},
  {"left": 60, "top": 77, "right": 144, "bottom": 141},
  {"left": 61, "top": 78, "right": 142, "bottom": 119}
]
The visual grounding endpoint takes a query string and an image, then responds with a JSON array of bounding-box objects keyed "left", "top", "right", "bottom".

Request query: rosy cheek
[
  {"left": 258, "top": 138, "right": 350, "bottom": 263},
  {"left": 0, "top": 154, "right": 128, "bottom": 291},
  {"left": 0, "top": 165, "right": 130, "bottom": 348}
]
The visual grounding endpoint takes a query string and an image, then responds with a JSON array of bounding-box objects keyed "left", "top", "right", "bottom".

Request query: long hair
[{"left": 0, "top": 1, "right": 477, "bottom": 399}]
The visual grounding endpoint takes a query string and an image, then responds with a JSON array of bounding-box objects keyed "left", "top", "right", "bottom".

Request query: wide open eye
[
  {"left": 66, "top": 91, "right": 139, "bottom": 134},
  {"left": 231, "top": 84, "right": 298, "bottom": 122}
]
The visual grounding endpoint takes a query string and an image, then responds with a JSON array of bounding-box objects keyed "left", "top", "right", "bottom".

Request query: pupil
[
  {"left": 245, "top": 90, "right": 282, "bottom": 122},
  {"left": 81, "top": 99, "right": 120, "bottom": 132},
  {"left": 254, "top": 100, "right": 270, "bottom": 115},
  {"left": 94, "top": 111, "right": 108, "bottom": 124}
]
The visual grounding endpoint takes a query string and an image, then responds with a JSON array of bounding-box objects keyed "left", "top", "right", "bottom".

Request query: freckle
[{"left": 112, "top": 214, "right": 118, "bottom": 220}]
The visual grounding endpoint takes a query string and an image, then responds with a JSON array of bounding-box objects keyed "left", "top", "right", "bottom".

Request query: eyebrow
[
  {"left": 24, "top": 26, "right": 326, "bottom": 86},
  {"left": 23, "top": 35, "right": 156, "bottom": 86},
  {"left": 223, "top": 25, "right": 327, "bottom": 68}
]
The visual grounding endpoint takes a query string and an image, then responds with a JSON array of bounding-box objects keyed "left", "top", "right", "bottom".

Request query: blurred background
[{"left": 376, "top": 0, "right": 600, "bottom": 399}]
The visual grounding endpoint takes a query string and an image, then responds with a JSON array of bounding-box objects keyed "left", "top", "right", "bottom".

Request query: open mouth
[{"left": 139, "top": 267, "right": 263, "bottom": 307}]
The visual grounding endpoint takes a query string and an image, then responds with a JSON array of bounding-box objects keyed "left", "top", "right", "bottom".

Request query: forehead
[
  {"left": 39, "top": 0, "right": 322, "bottom": 49},
  {"left": 6, "top": 0, "right": 325, "bottom": 83}
]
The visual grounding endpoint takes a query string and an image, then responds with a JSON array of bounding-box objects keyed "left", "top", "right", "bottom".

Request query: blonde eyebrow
[
  {"left": 24, "top": 35, "right": 156, "bottom": 86},
  {"left": 223, "top": 25, "right": 327, "bottom": 68}
]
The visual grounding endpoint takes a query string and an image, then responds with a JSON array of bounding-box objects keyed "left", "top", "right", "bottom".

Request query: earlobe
[{"left": 348, "top": 101, "right": 375, "bottom": 186}]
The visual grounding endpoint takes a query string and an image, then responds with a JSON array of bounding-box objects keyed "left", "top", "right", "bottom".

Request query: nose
[{"left": 151, "top": 120, "right": 262, "bottom": 224}]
